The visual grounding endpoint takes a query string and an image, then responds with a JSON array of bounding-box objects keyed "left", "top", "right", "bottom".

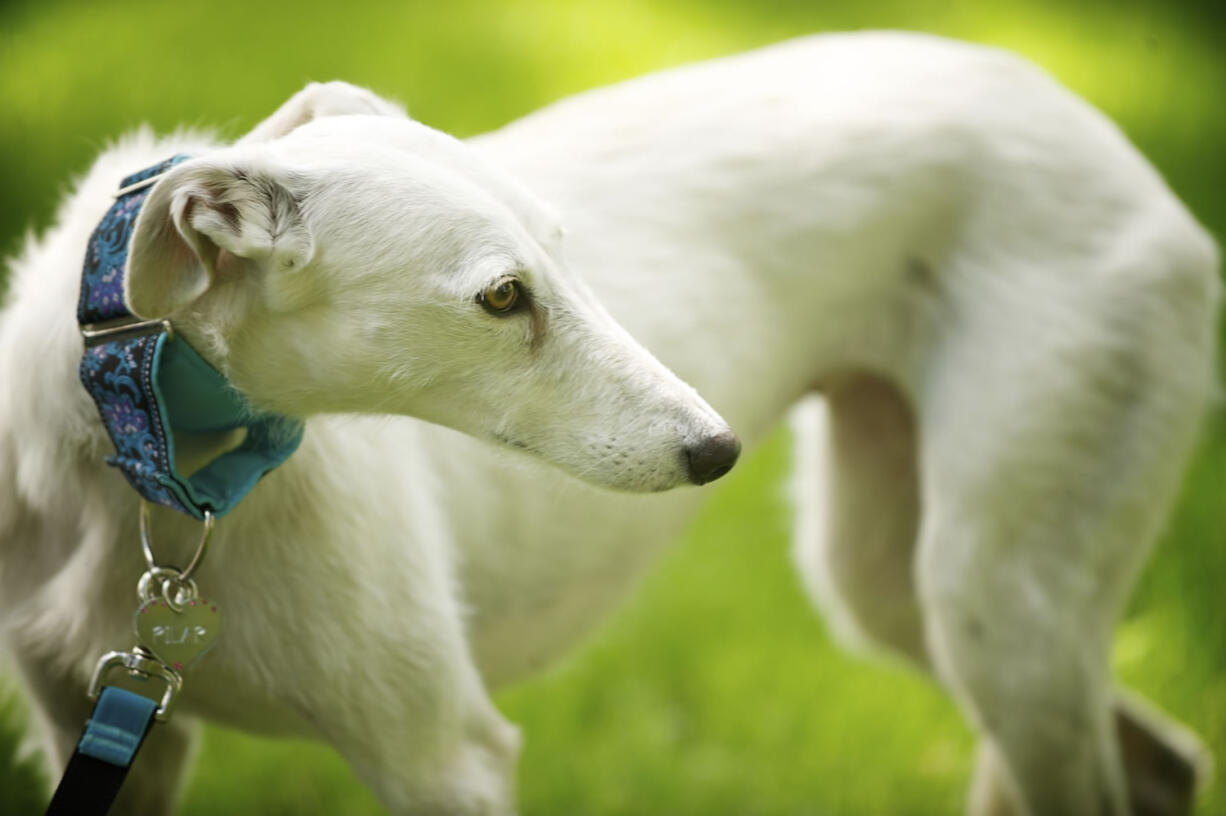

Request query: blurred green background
[{"left": 2, "top": 1, "right": 1224, "bottom": 814}]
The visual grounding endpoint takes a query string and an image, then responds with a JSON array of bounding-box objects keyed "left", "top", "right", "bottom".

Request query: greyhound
[{"left": 0, "top": 31, "right": 1217, "bottom": 816}]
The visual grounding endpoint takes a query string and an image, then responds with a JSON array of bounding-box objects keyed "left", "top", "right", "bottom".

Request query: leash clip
[{"left": 87, "top": 649, "right": 182, "bottom": 722}]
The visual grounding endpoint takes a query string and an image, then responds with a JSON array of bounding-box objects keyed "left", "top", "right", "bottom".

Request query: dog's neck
[{"left": 0, "top": 134, "right": 229, "bottom": 514}]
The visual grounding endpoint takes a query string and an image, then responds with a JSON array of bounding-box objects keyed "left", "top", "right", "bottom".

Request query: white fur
[{"left": 1, "top": 34, "right": 1219, "bottom": 815}]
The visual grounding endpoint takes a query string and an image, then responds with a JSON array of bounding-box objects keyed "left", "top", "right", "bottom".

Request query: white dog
[{"left": 0, "top": 31, "right": 1218, "bottom": 816}]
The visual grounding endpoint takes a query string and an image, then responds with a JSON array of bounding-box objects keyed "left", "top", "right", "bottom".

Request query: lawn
[{"left": 1, "top": 1, "right": 1224, "bottom": 814}]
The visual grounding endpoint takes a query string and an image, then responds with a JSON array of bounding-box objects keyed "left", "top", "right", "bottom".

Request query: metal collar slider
[{"left": 81, "top": 317, "right": 174, "bottom": 348}]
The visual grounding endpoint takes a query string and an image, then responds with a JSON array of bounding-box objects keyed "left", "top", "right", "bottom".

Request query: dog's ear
[
  {"left": 126, "top": 160, "right": 314, "bottom": 318},
  {"left": 238, "top": 81, "right": 407, "bottom": 145}
]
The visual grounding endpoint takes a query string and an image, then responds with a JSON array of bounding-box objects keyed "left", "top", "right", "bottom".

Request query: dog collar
[{"left": 77, "top": 155, "right": 303, "bottom": 520}]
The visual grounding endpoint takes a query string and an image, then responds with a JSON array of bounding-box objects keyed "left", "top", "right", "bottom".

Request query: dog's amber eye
[{"left": 480, "top": 278, "right": 521, "bottom": 313}]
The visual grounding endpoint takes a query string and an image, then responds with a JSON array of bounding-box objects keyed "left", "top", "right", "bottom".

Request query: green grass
[
  {"left": 2, "top": 1, "right": 1225, "bottom": 813},
  {"left": 498, "top": 431, "right": 973, "bottom": 816}
]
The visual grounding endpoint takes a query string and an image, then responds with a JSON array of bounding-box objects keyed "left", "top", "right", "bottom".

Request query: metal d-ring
[
  {"left": 139, "top": 500, "right": 214, "bottom": 583},
  {"left": 137, "top": 566, "right": 183, "bottom": 604}
]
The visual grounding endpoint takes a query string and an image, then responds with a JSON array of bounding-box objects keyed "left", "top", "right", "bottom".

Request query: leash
[{"left": 45, "top": 156, "right": 303, "bottom": 814}]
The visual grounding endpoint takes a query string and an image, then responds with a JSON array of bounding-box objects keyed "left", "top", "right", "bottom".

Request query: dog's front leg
[
  {"left": 310, "top": 630, "right": 521, "bottom": 816},
  {"left": 247, "top": 519, "right": 521, "bottom": 816},
  {"left": 236, "top": 80, "right": 406, "bottom": 145}
]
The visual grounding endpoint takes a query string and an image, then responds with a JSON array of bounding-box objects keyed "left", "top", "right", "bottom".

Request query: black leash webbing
[{"left": 45, "top": 686, "right": 159, "bottom": 816}]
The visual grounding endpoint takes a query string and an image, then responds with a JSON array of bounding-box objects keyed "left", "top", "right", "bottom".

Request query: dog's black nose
[{"left": 685, "top": 430, "right": 741, "bottom": 485}]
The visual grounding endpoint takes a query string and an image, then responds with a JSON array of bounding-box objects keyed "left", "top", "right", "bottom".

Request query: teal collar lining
[{"left": 150, "top": 332, "right": 303, "bottom": 518}]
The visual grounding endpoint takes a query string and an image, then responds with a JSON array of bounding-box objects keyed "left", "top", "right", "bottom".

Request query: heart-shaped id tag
[{"left": 134, "top": 597, "right": 222, "bottom": 672}]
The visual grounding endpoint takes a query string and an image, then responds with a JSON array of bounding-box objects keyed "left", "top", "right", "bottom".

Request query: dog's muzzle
[{"left": 684, "top": 429, "right": 741, "bottom": 485}]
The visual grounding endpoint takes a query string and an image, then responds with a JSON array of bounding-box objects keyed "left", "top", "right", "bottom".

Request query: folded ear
[
  {"left": 126, "top": 160, "right": 314, "bottom": 318},
  {"left": 238, "top": 80, "right": 407, "bottom": 145}
]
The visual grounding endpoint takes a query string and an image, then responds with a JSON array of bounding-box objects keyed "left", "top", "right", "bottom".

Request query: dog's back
[{"left": 485, "top": 31, "right": 1222, "bottom": 814}]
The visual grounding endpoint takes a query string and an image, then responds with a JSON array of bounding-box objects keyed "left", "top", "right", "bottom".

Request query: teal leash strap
[{"left": 45, "top": 688, "right": 160, "bottom": 815}]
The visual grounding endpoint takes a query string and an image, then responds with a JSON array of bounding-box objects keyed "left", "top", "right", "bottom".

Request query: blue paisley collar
[{"left": 77, "top": 155, "right": 303, "bottom": 520}]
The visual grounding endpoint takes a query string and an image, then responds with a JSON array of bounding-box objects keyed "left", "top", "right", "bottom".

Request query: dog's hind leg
[
  {"left": 1113, "top": 692, "right": 1210, "bottom": 816},
  {"left": 911, "top": 244, "right": 1216, "bottom": 815},
  {"left": 789, "top": 374, "right": 926, "bottom": 668},
  {"left": 919, "top": 392, "right": 1141, "bottom": 816},
  {"left": 962, "top": 686, "right": 1209, "bottom": 816},
  {"left": 789, "top": 371, "right": 1210, "bottom": 816}
]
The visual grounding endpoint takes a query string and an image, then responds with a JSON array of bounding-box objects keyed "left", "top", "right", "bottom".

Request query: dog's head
[{"left": 125, "top": 92, "right": 738, "bottom": 491}]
